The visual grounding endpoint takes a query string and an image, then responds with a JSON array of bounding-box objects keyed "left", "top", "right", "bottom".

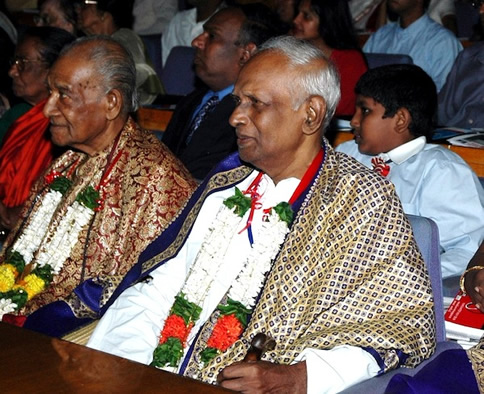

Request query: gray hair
[
  {"left": 60, "top": 35, "right": 138, "bottom": 113},
  {"left": 258, "top": 36, "right": 341, "bottom": 131}
]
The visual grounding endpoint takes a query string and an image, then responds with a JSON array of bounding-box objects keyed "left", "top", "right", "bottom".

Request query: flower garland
[
  {"left": 0, "top": 169, "right": 100, "bottom": 318},
  {"left": 150, "top": 177, "right": 293, "bottom": 369},
  {"left": 0, "top": 144, "right": 124, "bottom": 319}
]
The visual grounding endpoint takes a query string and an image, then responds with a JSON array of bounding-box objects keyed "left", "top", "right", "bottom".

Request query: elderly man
[
  {"left": 0, "top": 36, "right": 196, "bottom": 335},
  {"left": 162, "top": 4, "right": 282, "bottom": 181},
  {"left": 88, "top": 36, "right": 435, "bottom": 393}
]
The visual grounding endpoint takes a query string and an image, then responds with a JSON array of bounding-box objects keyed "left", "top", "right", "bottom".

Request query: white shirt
[
  {"left": 336, "top": 138, "right": 484, "bottom": 279},
  {"left": 161, "top": 8, "right": 207, "bottom": 67},
  {"left": 132, "top": 0, "right": 178, "bottom": 36},
  {"left": 428, "top": 0, "right": 456, "bottom": 25},
  {"left": 89, "top": 172, "right": 379, "bottom": 393}
]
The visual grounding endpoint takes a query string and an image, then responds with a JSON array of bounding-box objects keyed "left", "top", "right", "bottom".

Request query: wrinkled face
[
  {"left": 191, "top": 9, "right": 245, "bottom": 91},
  {"left": 78, "top": 4, "right": 103, "bottom": 35},
  {"left": 36, "top": 0, "right": 75, "bottom": 34},
  {"left": 230, "top": 53, "right": 307, "bottom": 173},
  {"left": 387, "top": 0, "right": 420, "bottom": 15},
  {"left": 43, "top": 51, "right": 109, "bottom": 153},
  {"left": 350, "top": 95, "right": 398, "bottom": 155},
  {"left": 290, "top": 0, "right": 320, "bottom": 41},
  {"left": 8, "top": 37, "right": 50, "bottom": 105}
]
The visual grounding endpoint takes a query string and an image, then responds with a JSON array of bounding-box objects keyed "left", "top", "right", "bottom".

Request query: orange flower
[
  {"left": 159, "top": 314, "right": 193, "bottom": 345},
  {"left": 207, "top": 314, "right": 243, "bottom": 351}
]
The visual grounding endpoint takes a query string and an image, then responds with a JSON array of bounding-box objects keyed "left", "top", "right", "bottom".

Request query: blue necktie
[{"left": 185, "top": 95, "right": 219, "bottom": 144}]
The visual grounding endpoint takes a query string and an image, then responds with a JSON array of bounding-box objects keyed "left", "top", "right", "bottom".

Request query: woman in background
[
  {"left": 290, "top": 0, "right": 367, "bottom": 117},
  {"left": 0, "top": 26, "right": 75, "bottom": 234},
  {"left": 77, "top": 0, "right": 164, "bottom": 105}
]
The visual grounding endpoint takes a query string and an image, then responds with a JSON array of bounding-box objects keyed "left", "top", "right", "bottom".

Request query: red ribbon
[
  {"left": 239, "top": 148, "right": 325, "bottom": 244},
  {"left": 371, "top": 157, "right": 390, "bottom": 177}
]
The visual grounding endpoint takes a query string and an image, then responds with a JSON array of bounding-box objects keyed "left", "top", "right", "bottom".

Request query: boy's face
[{"left": 350, "top": 95, "right": 406, "bottom": 155}]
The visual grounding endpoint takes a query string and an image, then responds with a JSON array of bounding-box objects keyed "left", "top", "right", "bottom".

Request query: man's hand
[
  {"left": 217, "top": 360, "right": 307, "bottom": 394},
  {"left": 466, "top": 268, "right": 484, "bottom": 312}
]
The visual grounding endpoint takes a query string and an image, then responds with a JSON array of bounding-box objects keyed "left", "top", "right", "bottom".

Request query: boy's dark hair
[{"left": 355, "top": 64, "right": 437, "bottom": 140}]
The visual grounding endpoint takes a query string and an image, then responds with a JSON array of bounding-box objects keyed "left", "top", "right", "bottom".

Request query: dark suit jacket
[{"left": 162, "top": 88, "right": 237, "bottom": 180}]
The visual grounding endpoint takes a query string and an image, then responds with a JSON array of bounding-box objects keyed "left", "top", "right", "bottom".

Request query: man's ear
[
  {"left": 105, "top": 89, "right": 123, "bottom": 121},
  {"left": 239, "top": 42, "right": 257, "bottom": 66},
  {"left": 302, "top": 95, "right": 326, "bottom": 135},
  {"left": 394, "top": 107, "right": 412, "bottom": 134}
]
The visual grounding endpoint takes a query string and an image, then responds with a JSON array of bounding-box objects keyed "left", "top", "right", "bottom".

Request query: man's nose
[
  {"left": 229, "top": 103, "right": 247, "bottom": 128},
  {"left": 43, "top": 92, "right": 58, "bottom": 118},
  {"left": 191, "top": 32, "right": 207, "bottom": 49}
]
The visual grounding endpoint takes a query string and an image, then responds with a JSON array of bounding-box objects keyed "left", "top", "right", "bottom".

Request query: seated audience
[
  {"left": 438, "top": 25, "right": 484, "bottom": 128},
  {"left": 363, "top": 0, "right": 462, "bottom": 91},
  {"left": 349, "top": 0, "right": 456, "bottom": 33},
  {"left": 0, "top": 37, "right": 196, "bottom": 331},
  {"left": 0, "top": 27, "right": 75, "bottom": 235},
  {"left": 290, "top": 0, "right": 367, "bottom": 117},
  {"left": 87, "top": 36, "right": 435, "bottom": 393},
  {"left": 77, "top": 0, "right": 164, "bottom": 105},
  {"left": 162, "top": 4, "right": 282, "bottom": 181},
  {"left": 161, "top": 0, "right": 223, "bottom": 67},
  {"left": 336, "top": 64, "right": 484, "bottom": 281},
  {"left": 35, "top": 0, "right": 80, "bottom": 36}
]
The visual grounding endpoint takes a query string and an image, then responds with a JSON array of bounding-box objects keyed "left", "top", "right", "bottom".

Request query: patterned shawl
[{"left": 126, "top": 140, "right": 436, "bottom": 383}]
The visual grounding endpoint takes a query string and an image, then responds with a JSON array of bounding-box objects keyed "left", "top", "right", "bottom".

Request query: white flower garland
[
  {"left": 12, "top": 190, "right": 63, "bottom": 264},
  {"left": 182, "top": 203, "right": 289, "bottom": 315},
  {"left": 35, "top": 201, "right": 94, "bottom": 273}
]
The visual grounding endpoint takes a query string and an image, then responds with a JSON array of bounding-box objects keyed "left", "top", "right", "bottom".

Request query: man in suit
[{"left": 162, "top": 4, "right": 282, "bottom": 181}]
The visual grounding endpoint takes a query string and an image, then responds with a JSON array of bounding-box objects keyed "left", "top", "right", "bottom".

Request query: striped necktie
[{"left": 185, "top": 95, "right": 219, "bottom": 144}]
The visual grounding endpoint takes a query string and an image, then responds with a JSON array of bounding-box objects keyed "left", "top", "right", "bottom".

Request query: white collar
[{"left": 381, "top": 136, "right": 426, "bottom": 165}]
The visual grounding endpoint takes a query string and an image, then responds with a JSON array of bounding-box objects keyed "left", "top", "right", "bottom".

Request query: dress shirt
[
  {"left": 132, "top": 0, "right": 178, "bottom": 35},
  {"left": 336, "top": 138, "right": 484, "bottom": 278},
  {"left": 89, "top": 171, "right": 379, "bottom": 393},
  {"left": 438, "top": 42, "right": 484, "bottom": 129},
  {"left": 161, "top": 8, "right": 207, "bottom": 66},
  {"left": 363, "top": 14, "right": 462, "bottom": 91}
]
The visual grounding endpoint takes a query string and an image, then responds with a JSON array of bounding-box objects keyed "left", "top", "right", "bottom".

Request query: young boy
[{"left": 336, "top": 64, "right": 484, "bottom": 286}]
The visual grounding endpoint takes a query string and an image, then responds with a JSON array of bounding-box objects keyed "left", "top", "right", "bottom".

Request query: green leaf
[
  {"left": 273, "top": 202, "right": 294, "bottom": 226},
  {"left": 200, "top": 347, "right": 219, "bottom": 364},
  {"left": 49, "top": 176, "right": 72, "bottom": 195},
  {"left": 31, "top": 264, "right": 54, "bottom": 283},
  {"left": 76, "top": 185, "right": 100, "bottom": 210},
  {"left": 150, "top": 337, "right": 184, "bottom": 368},
  {"left": 0, "top": 289, "right": 28, "bottom": 310},
  {"left": 223, "top": 188, "right": 252, "bottom": 217},
  {"left": 218, "top": 298, "right": 251, "bottom": 327},
  {"left": 170, "top": 293, "right": 202, "bottom": 325},
  {"left": 6, "top": 249, "right": 25, "bottom": 273}
]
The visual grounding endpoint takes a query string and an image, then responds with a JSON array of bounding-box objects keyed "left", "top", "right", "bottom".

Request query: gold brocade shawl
[
  {"left": 147, "top": 143, "right": 435, "bottom": 383},
  {"left": 1, "top": 118, "right": 196, "bottom": 316}
]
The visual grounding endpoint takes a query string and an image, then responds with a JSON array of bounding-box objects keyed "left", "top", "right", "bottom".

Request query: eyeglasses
[{"left": 9, "top": 57, "right": 48, "bottom": 72}]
